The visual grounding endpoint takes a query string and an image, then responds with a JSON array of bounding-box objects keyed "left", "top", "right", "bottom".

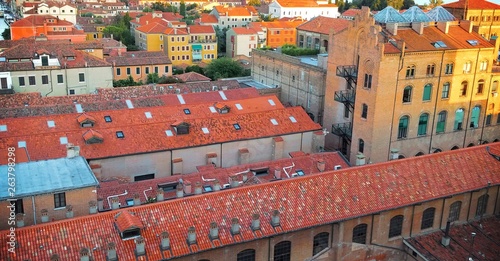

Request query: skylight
[
  {"left": 165, "top": 130, "right": 173, "bottom": 137},
  {"left": 60, "top": 137, "right": 68, "bottom": 145},
  {"left": 47, "top": 121, "right": 55, "bottom": 128},
  {"left": 125, "top": 99, "right": 134, "bottom": 109},
  {"left": 184, "top": 108, "right": 191, "bottom": 115},
  {"left": 233, "top": 123, "right": 241, "bottom": 130},
  {"left": 268, "top": 99, "right": 276, "bottom": 106},
  {"left": 296, "top": 169, "right": 305, "bottom": 176},
  {"left": 289, "top": 116, "right": 297, "bottom": 123},
  {"left": 145, "top": 112, "right": 152, "bottom": 119},
  {"left": 116, "top": 131, "right": 124, "bottom": 138},
  {"left": 18, "top": 141, "right": 26, "bottom": 148},
  {"left": 270, "top": 119, "right": 278, "bottom": 125},
  {"left": 177, "top": 94, "right": 186, "bottom": 104},
  {"left": 104, "top": 116, "right": 112, "bottom": 122},
  {"left": 235, "top": 103, "right": 243, "bottom": 110},
  {"left": 218, "top": 91, "right": 228, "bottom": 100},
  {"left": 467, "top": 40, "right": 478, "bottom": 46},
  {"left": 433, "top": 41, "right": 447, "bottom": 48},
  {"left": 202, "top": 127, "right": 209, "bottom": 134},
  {"left": 75, "top": 104, "right": 83, "bottom": 113},
  {"left": 209, "top": 106, "right": 217, "bottom": 113},
  {"left": 0, "top": 125, "right": 7, "bottom": 132}
]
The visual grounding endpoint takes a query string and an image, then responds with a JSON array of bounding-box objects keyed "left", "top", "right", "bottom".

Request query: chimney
[
  {"left": 230, "top": 176, "right": 239, "bottom": 188},
  {"left": 209, "top": 222, "right": 219, "bottom": 239},
  {"left": 118, "top": 48, "right": 122, "bottom": 57},
  {"left": 133, "top": 193, "right": 141, "bottom": 206},
  {"left": 111, "top": 197, "right": 120, "bottom": 210},
  {"left": 231, "top": 217, "right": 240, "bottom": 235},
  {"left": 390, "top": 148, "right": 399, "bottom": 160},
  {"left": 317, "top": 160, "right": 326, "bottom": 172},
  {"left": 89, "top": 201, "right": 97, "bottom": 214},
  {"left": 107, "top": 242, "right": 117, "bottom": 261},
  {"left": 194, "top": 181, "right": 202, "bottom": 195},
  {"left": 274, "top": 169, "right": 281, "bottom": 179},
  {"left": 187, "top": 226, "right": 196, "bottom": 245},
  {"left": 251, "top": 213, "right": 260, "bottom": 231},
  {"left": 271, "top": 210, "right": 280, "bottom": 227},
  {"left": 79, "top": 248, "right": 90, "bottom": 261},
  {"left": 50, "top": 254, "right": 60, "bottom": 261},
  {"left": 411, "top": 22, "right": 424, "bottom": 35},
  {"left": 356, "top": 153, "right": 366, "bottom": 166},
  {"left": 176, "top": 184, "right": 184, "bottom": 198},
  {"left": 66, "top": 205, "right": 74, "bottom": 218},
  {"left": 213, "top": 179, "right": 221, "bottom": 191},
  {"left": 437, "top": 21, "right": 450, "bottom": 34},
  {"left": 66, "top": 144, "right": 80, "bottom": 158},
  {"left": 386, "top": 23, "right": 398, "bottom": 36},
  {"left": 459, "top": 20, "right": 473, "bottom": 33},
  {"left": 41, "top": 209, "right": 49, "bottom": 223},
  {"left": 441, "top": 220, "right": 451, "bottom": 246},
  {"left": 135, "top": 236, "right": 146, "bottom": 255},
  {"left": 156, "top": 188, "right": 164, "bottom": 202},
  {"left": 242, "top": 172, "right": 248, "bottom": 182},
  {"left": 184, "top": 181, "right": 192, "bottom": 194},
  {"left": 16, "top": 213, "right": 25, "bottom": 228},
  {"left": 97, "top": 198, "right": 104, "bottom": 211},
  {"left": 160, "top": 231, "right": 170, "bottom": 250}
]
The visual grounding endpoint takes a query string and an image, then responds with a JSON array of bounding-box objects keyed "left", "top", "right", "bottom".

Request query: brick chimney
[
  {"left": 251, "top": 213, "right": 260, "bottom": 230},
  {"left": 160, "top": 231, "right": 170, "bottom": 250},
  {"left": 107, "top": 242, "right": 117, "bottom": 261},
  {"left": 79, "top": 247, "right": 90, "bottom": 261},
  {"left": 156, "top": 188, "right": 164, "bottom": 202},
  {"left": 176, "top": 184, "right": 184, "bottom": 198},
  {"left": 231, "top": 217, "right": 240, "bottom": 235},
  {"left": 89, "top": 200, "right": 97, "bottom": 214},
  {"left": 317, "top": 160, "right": 326, "bottom": 172},
  {"left": 194, "top": 181, "right": 202, "bottom": 195},
  {"left": 41, "top": 209, "right": 49, "bottom": 223},
  {"left": 135, "top": 236, "right": 146, "bottom": 255},
  {"left": 209, "top": 222, "right": 219, "bottom": 239},
  {"left": 437, "top": 21, "right": 450, "bottom": 34},
  {"left": 66, "top": 205, "right": 74, "bottom": 218},
  {"left": 411, "top": 22, "right": 424, "bottom": 35},
  {"left": 459, "top": 20, "right": 473, "bottom": 33},
  {"left": 133, "top": 193, "right": 141, "bottom": 206},
  {"left": 271, "top": 210, "right": 280, "bottom": 227},
  {"left": 187, "top": 226, "right": 196, "bottom": 245}
]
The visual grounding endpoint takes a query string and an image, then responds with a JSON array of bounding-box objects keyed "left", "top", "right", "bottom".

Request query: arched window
[
  {"left": 403, "top": 86, "right": 412, "bottom": 103},
  {"left": 467, "top": 143, "right": 475, "bottom": 147},
  {"left": 274, "top": 241, "right": 291, "bottom": 261},
  {"left": 436, "top": 111, "right": 447, "bottom": 133},
  {"left": 418, "top": 113, "right": 429, "bottom": 136},
  {"left": 460, "top": 81, "right": 468, "bottom": 96},
  {"left": 313, "top": 232, "right": 329, "bottom": 255},
  {"left": 358, "top": 139, "right": 364, "bottom": 153},
  {"left": 423, "top": 84, "right": 432, "bottom": 101},
  {"left": 476, "top": 194, "right": 489, "bottom": 217},
  {"left": 421, "top": 207, "right": 435, "bottom": 230},
  {"left": 470, "top": 106, "right": 480, "bottom": 128},
  {"left": 415, "top": 152, "right": 425, "bottom": 156},
  {"left": 449, "top": 201, "right": 462, "bottom": 222},
  {"left": 451, "top": 146, "right": 460, "bottom": 150},
  {"left": 389, "top": 215, "right": 404, "bottom": 238},
  {"left": 406, "top": 65, "right": 415, "bottom": 78},
  {"left": 477, "top": 79, "right": 485, "bottom": 94},
  {"left": 454, "top": 109, "right": 464, "bottom": 130},
  {"left": 237, "top": 249, "right": 256, "bottom": 261},
  {"left": 442, "top": 82, "right": 450, "bottom": 98},
  {"left": 398, "top": 116, "right": 409, "bottom": 139},
  {"left": 352, "top": 224, "right": 367, "bottom": 244},
  {"left": 426, "top": 64, "right": 435, "bottom": 76}
]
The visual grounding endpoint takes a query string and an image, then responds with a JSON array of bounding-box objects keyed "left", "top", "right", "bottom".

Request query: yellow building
[
  {"left": 163, "top": 27, "right": 191, "bottom": 66},
  {"left": 443, "top": 0, "right": 500, "bottom": 40},
  {"left": 324, "top": 7, "right": 500, "bottom": 164},
  {"left": 135, "top": 20, "right": 168, "bottom": 51},
  {"left": 105, "top": 51, "right": 173, "bottom": 83},
  {"left": 188, "top": 25, "right": 217, "bottom": 63}
]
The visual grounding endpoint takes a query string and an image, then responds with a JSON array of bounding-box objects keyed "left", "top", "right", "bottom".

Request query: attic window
[
  {"left": 104, "top": 116, "right": 112, "bottom": 122},
  {"left": 183, "top": 108, "right": 191, "bottom": 115},
  {"left": 66, "top": 56, "right": 75, "bottom": 61},
  {"left": 165, "top": 130, "right": 173, "bottom": 137},
  {"left": 214, "top": 103, "right": 230, "bottom": 114},
  {"left": 116, "top": 131, "right": 124, "bottom": 138},
  {"left": 270, "top": 119, "right": 278, "bottom": 125},
  {"left": 158, "top": 181, "right": 178, "bottom": 192},
  {"left": 125, "top": 199, "right": 134, "bottom": 206},
  {"left": 432, "top": 41, "right": 447, "bottom": 48},
  {"left": 47, "top": 120, "right": 55, "bottom": 128},
  {"left": 251, "top": 167, "right": 269, "bottom": 176},
  {"left": 172, "top": 121, "right": 190, "bottom": 135},
  {"left": 77, "top": 113, "right": 96, "bottom": 128},
  {"left": 233, "top": 123, "right": 241, "bottom": 130},
  {"left": 268, "top": 99, "right": 276, "bottom": 106},
  {"left": 289, "top": 116, "right": 297, "bottom": 123},
  {"left": 467, "top": 40, "right": 478, "bottom": 46},
  {"left": 18, "top": 141, "right": 26, "bottom": 148},
  {"left": 0, "top": 125, "right": 7, "bottom": 132},
  {"left": 235, "top": 103, "right": 243, "bottom": 110},
  {"left": 202, "top": 127, "right": 209, "bottom": 134},
  {"left": 60, "top": 137, "right": 68, "bottom": 145},
  {"left": 203, "top": 185, "right": 213, "bottom": 192},
  {"left": 83, "top": 130, "right": 104, "bottom": 144},
  {"left": 296, "top": 169, "right": 305, "bottom": 176},
  {"left": 145, "top": 112, "right": 152, "bottom": 119}
]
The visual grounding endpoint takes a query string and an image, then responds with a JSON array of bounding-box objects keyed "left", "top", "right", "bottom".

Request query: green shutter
[{"left": 423, "top": 84, "right": 432, "bottom": 101}]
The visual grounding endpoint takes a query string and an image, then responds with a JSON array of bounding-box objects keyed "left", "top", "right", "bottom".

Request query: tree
[
  {"left": 428, "top": 0, "right": 443, "bottom": 8},
  {"left": 386, "top": 0, "right": 404, "bottom": 9},
  {"left": 147, "top": 73, "right": 161, "bottom": 84},
  {"left": 247, "top": 0, "right": 261, "bottom": 6},
  {"left": 204, "top": 58, "right": 245, "bottom": 80},
  {"left": 2, "top": 28, "right": 10, "bottom": 40},
  {"left": 180, "top": 0, "right": 186, "bottom": 17},
  {"left": 214, "top": 26, "right": 229, "bottom": 53},
  {"left": 336, "top": 0, "right": 346, "bottom": 13},
  {"left": 403, "top": 0, "right": 416, "bottom": 9},
  {"left": 185, "top": 65, "right": 205, "bottom": 74}
]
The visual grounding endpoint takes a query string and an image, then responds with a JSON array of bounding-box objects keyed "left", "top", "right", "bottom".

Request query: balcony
[
  {"left": 188, "top": 39, "right": 217, "bottom": 44},
  {"left": 334, "top": 89, "right": 355, "bottom": 103},
  {"left": 0, "top": 88, "right": 14, "bottom": 95},
  {"left": 331, "top": 122, "right": 352, "bottom": 140}
]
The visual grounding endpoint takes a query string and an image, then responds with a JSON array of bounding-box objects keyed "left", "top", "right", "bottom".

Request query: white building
[
  {"left": 226, "top": 27, "right": 258, "bottom": 58},
  {"left": 268, "top": 0, "right": 340, "bottom": 20},
  {"left": 23, "top": 2, "right": 78, "bottom": 25}
]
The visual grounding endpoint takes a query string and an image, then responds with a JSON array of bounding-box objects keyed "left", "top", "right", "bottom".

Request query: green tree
[
  {"left": 2, "top": 28, "right": 10, "bottom": 40},
  {"left": 204, "top": 58, "right": 245, "bottom": 80},
  {"left": 147, "top": 73, "right": 161, "bottom": 84},
  {"left": 214, "top": 26, "right": 229, "bottom": 53},
  {"left": 180, "top": 0, "right": 186, "bottom": 17},
  {"left": 336, "top": 0, "right": 346, "bottom": 13},
  {"left": 387, "top": 0, "right": 404, "bottom": 9},
  {"left": 403, "top": 0, "right": 416, "bottom": 8},
  {"left": 247, "top": 0, "right": 261, "bottom": 6},
  {"left": 185, "top": 65, "right": 205, "bottom": 74},
  {"left": 173, "top": 67, "right": 185, "bottom": 75},
  {"left": 428, "top": 0, "right": 443, "bottom": 8},
  {"left": 81, "top": 12, "right": 94, "bottom": 17}
]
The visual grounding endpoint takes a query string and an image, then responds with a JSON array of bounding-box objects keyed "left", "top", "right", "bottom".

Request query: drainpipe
[
  {"left": 462, "top": 48, "right": 481, "bottom": 147},
  {"left": 31, "top": 196, "right": 36, "bottom": 225},
  {"left": 143, "top": 187, "right": 152, "bottom": 201},
  {"left": 387, "top": 41, "right": 405, "bottom": 160},
  {"left": 479, "top": 74, "right": 494, "bottom": 144},
  {"left": 107, "top": 190, "right": 128, "bottom": 209},
  {"left": 428, "top": 50, "right": 446, "bottom": 154}
]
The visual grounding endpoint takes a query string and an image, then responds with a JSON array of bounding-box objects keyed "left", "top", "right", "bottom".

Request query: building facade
[
  {"left": 106, "top": 51, "right": 173, "bottom": 82},
  {"left": 325, "top": 7, "right": 500, "bottom": 164},
  {"left": 210, "top": 5, "right": 259, "bottom": 29},
  {"left": 443, "top": 0, "right": 500, "bottom": 40},
  {"left": 10, "top": 15, "right": 86, "bottom": 42},
  {"left": 226, "top": 27, "right": 258, "bottom": 58},
  {"left": 296, "top": 16, "right": 349, "bottom": 53},
  {"left": 268, "top": 0, "right": 340, "bottom": 21}
]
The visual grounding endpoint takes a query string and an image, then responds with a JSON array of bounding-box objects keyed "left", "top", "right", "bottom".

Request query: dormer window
[
  {"left": 114, "top": 211, "right": 143, "bottom": 239},
  {"left": 214, "top": 102, "right": 230, "bottom": 114},
  {"left": 171, "top": 121, "right": 190, "bottom": 135},
  {"left": 82, "top": 130, "right": 103, "bottom": 144},
  {"left": 41, "top": 56, "right": 49, "bottom": 66},
  {"left": 76, "top": 113, "right": 96, "bottom": 128}
]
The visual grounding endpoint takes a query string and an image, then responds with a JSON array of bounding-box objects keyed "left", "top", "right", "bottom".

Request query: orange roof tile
[
  {"left": 198, "top": 13, "right": 218, "bottom": 24},
  {"left": 213, "top": 5, "right": 258, "bottom": 17},
  {"left": 188, "top": 25, "right": 215, "bottom": 34},
  {"left": 76, "top": 113, "right": 96, "bottom": 124},
  {"left": 442, "top": 0, "right": 500, "bottom": 9},
  {"left": 175, "top": 72, "right": 211, "bottom": 82},
  {"left": 3, "top": 144, "right": 500, "bottom": 260},
  {"left": 136, "top": 21, "right": 168, "bottom": 34},
  {"left": 297, "top": 16, "right": 349, "bottom": 34},
  {"left": 275, "top": 0, "right": 338, "bottom": 7},
  {"left": 231, "top": 27, "right": 258, "bottom": 35}
]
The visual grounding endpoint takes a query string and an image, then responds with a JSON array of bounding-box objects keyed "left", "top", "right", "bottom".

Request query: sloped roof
[
  {"left": 442, "top": 0, "right": 500, "bottom": 9},
  {"left": 231, "top": 27, "right": 258, "bottom": 35},
  {"left": 275, "top": 0, "right": 337, "bottom": 7},
  {"left": 2, "top": 144, "right": 500, "bottom": 260},
  {"left": 197, "top": 13, "right": 218, "bottom": 24},
  {"left": 106, "top": 51, "right": 172, "bottom": 66},
  {"left": 175, "top": 72, "right": 211, "bottom": 82},
  {"left": 115, "top": 211, "right": 144, "bottom": 232},
  {"left": 213, "top": 5, "right": 258, "bottom": 16},
  {"left": 297, "top": 16, "right": 349, "bottom": 35},
  {"left": 401, "top": 6, "right": 431, "bottom": 22},
  {"left": 188, "top": 25, "right": 215, "bottom": 34},
  {"left": 136, "top": 21, "right": 168, "bottom": 34},
  {"left": 11, "top": 15, "right": 74, "bottom": 27},
  {"left": 374, "top": 6, "right": 408, "bottom": 23},
  {"left": 426, "top": 6, "right": 456, "bottom": 22}
]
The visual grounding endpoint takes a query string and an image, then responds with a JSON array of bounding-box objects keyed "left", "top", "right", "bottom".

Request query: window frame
[
  {"left": 421, "top": 207, "right": 435, "bottom": 230},
  {"left": 274, "top": 241, "right": 291, "bottom": 261},
  {"left": 57, "top": 74, "right": 64, "bottom": 84},
  {"left": 389, "top": 215, "right": 404, "bottom": 238},
  {"left": 54, "top": 192, "right": 66, "bottom": 208},
  {"left": 448, "top": 201, "right": 461, "bottom": 222},
  {"left": 403, "top": 86, "right": 412, "bottom": 103},
  {"left": 406, "top": 65, "right": 415, "bottom": 78},
  {"left": 418, "top": 113, "right": 429, "bottom": 136},
  {"left": 313, "top": 232, "right": 329, "bottom": 256},
  {"left": 41, "top": 75, "right": 49, "bottom": 85},
  {"left": 398, "top": 116, "right": 409, "bottom": 139},
  {"left": 29, "top": 76, "right": 36, "bottom": 86},
  {"left": 78, "top": 73, "right": 85, "bottom": 82},
  {"left": 436, "top": 111, "right": 447, "bottom": 133},
  {"left": 237, "top": 249, "right": 256, "bottom": 261},
  {"left": 442, "top": 82, "right": 450, "bottom": 99},
  {"left": 19, "top": 76, "right": 25, "bottom": 87},
  {"left": 361, "top": 104, "right": 368, "bottom": 119},
  {"left": 475, "top": 194, "right": 489, "bottom": 217},
  {"left": 352, "top": 224, "right": 367, "bottom": 244},
  {"left": 423, "top": 84, "right": 432, "bottom": 101}
]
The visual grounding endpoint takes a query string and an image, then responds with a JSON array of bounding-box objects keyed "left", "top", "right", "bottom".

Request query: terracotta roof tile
[
  {"left": 188, "top": 25, "right": 215, "bottom": 34},
  {"left": 341, "top": 8, "right": 362, "bottom": 17},
  {"left": 442, "top": 0, "right": 500, "bottom": 9},
  {"left": 198, "top": 13, "right": 218, "bottom": 24},
  {"left": 175, "top": 72, "right": 211, "bottom": 82},
  {"left": 297, "top": 16, "right": 349, "bottom": 34},
  {"left": 105, "top": 51, "right": 172, "bottom": 66},
  {"left": 231, "top": 27, "right": 258, "bottom": 35},
  {"left": 2, "top": 144, "right": 500, "bottom": 260},
  {"left": 11, "top": 15, "right": 74, "bottom": 27},
  {"left": 213, "top": 5, "right": 258, "bottom": 17},
  {"left": 114, "top": 211, "right": 144, "bottom": 232}
]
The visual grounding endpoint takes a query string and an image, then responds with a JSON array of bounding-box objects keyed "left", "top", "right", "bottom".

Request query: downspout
[
  {"left": 493, "top": 186, "right": 499, "bottom": 215},
  {"left": 107, "top": 190, "right": 128, "bottom": 209},
  {"left": 479, "top": 74, "right": 493, "bottom": 144},
  {"left": 409, "top": 204, "right": 415, "bottom": 237},
  {"left": 31, "top": 196, "right": 36, "bottom": 225},
  {"left": 44, "top": 70, "right": 54, "bottom": 97},
  {"left": 143, "top": 187, "right": 152, "bottom": 200},
  {"left": 462, "top": 48, "right": 481, "bottom": 147},
  {"left": 369, "top": 213, "right": 375, "bottom": 244},
  {"left": 267, "top": 237, "right": 272, "bottom": 261},
  {"left": 439, "top": 197, "right": 446, "bottom": 229},
  {"left": 428, "top": 50, "right": 446, "bottom": 153},
  {"left": 387, "top": 41, "right": 405, "bottom": 160}
]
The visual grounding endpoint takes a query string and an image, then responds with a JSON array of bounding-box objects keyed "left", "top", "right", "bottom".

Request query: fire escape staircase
[{"left": 331, "top": 65, "right": 358, "bottom": 142}]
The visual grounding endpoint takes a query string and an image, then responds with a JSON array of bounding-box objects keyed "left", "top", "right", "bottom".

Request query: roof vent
[
  {"left": 135, "top": 236, "right": 146, "bottom": 256},
  {"left": 231, "top": 218, "right": 240, "bottom": 235},
  {"left": 209, "top": 222, "right": 219, "bottom": 239},
  {"left": 334, "top": 165, "right": 342, "bottom": 170},
  {"left": 213, "top": 179, "right": 221, "bottom": 191},
  {"left": 251, "top": 213, "right": 260, "bottom": 231},
  {"left": 271, "top": 210, "right": 280, "bottom": 227},
  {"left": 176, "top": 184, "right": 184, "bottom": 198},
  {"left": 66, "top": 144, "right": 80, "bottom": 158},
  {"left": 160, "top": 232, "right": 170, "bottom": 250},
  {"left": 107, "top": 242, "right": 117, "bottom": 261},
  {"left": 317, "top": 160, "right": 325, "bottom": 172},
  {"left": 187, "top": 226, "right": 196, "bottom": 245},
  {"left": 171, "top": 121, "right": 190, "bottom": 135},
  {"left": 194, "top": 181, "right": 202, "bottom": 195},
  {"left": 79, "top": 247, "right": 90, "bottom": 261}
]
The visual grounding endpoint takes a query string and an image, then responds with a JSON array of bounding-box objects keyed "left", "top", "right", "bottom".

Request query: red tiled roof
[
  {"left": 82, "top": 129, "right": 104, "bottom": 143},
  {"left": 114, "top": 211, "right": 144, "bottom": 232},
  {"left": 2, "top": 144, "right": 500, "bottom": 260},
  {"left": 442, "top": 0, "right": 500, "bottom": 9},
  {"left": 213, "top": 5, "right": 258, "bottom": 16},
  {"left": 11, "top": 15, "right": 74, "bottom": 27},
  {"left": 188, "top": 25, "right": 215, "bottom": 34},
  {"left": 341, "top": 8, "right": 362, "bottom": 17},
  {"left": 0, "top": 95, "right": 321, "bottom": 160},
  {"left": 106, "top": 51, "right": 172, "bottom": 66},
  {"left": 76, "top": 113, "right": 96, "bottom": 124},
  {"left": 231, "top": 27, "right": 258, "bottom": 35},
  {"left": 198, "top": 13, "right": 218, "bottom": 24},
  {"left": 136, "top": 21, "right": 168, "bottom": 34},
  {"left": 163, "top": 27, "right": 188, "bottom": 35},
  {"left": 175, "top": 72, "right": 211, "bottom": 82},
  {"left": 297, "top": 16, "right": 349, "bottom": 34}
]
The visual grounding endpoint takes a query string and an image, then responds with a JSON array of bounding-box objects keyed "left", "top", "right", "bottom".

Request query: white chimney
[
  {"left": 271, "top": 210, "right": 280, "bottom": 227},
  {"left": 184, "top": 182, "right": 192, "bottom": 194},
  {"left": 133, "top": 193, "right": 141, "bottom": 206},
  {"left": 213, "top": 180, "right": 221, "bottom": 191},
  {"left": 97, "top": 198, "right": 104, "bottom": 211},
  {"left": 441, "top": 221, "right": 451, "bottom": 246},
  {"left": 66, "top": 205, "right": 74, "bottom": 218},
  {"left": 230, "top": 176, "right": 239, "bottom": 188},
  {"left": 41, "top": 209, "right": 49, "bottom": 223},
  {"left": 242, "top": 172, "right": 248, "bottom": 182},
  {"left": 79, "top": 248, "right": 90, "bottom": 261},
  {"left": 66, "top": 144, "right": 80, "bottom": 158},
  {"left": 107, "top": 242, "right": 117, "bottom": 261},
  {"left": 317, "top": 160, "right": 326, "bottom": 172},
  {"left": 160, "top": 232, "right": 170, "bottom": 250},
  {"left": 16, "top": 213, "right": 25, "bottom": 228},
  {"left": 411, "top": 22, "right": 424, "bottom": 35},
  {"left": 390, "top": 148, "right": 399, "bottom": 160},
  {"left": 156, "top": 188, "right": 164, "bottom": 202},
  {"left": 194, "top": 182, "right": 202, "bottom": 195},
  {"left": 231, "top": 218, "right": 240, "bottom": 235},
  {"left": 111, "top": 197, "right": 120, "bottom": 210},
  {"left": 356, "top": 153, "right": 366, "bottom": 166},
  {"left": 386, "top": 23, "right": 398, "bottom": 36},
  {"left": 135, "top": 236, "right": 145, "bottom": 255},
  {"left": 209, "top": 222, "right": 219, "bottom": 239},
  {"left": 187, "top": 226, "right": 196, "bottom": 245},
  {"left": 176, "top": 184, "right": 184, "bottom": 198},
  {"left": 89, "top": 201, "right": 97, "bottom": 214},
  {"left": 274, "top": 169, "right": 281, "bottom": 179},
  {"left": 251, "top": 213, "right": 260, "bottom": 230}
]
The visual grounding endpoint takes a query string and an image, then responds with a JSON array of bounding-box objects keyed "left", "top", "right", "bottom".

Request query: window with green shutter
[
  {"left": 423, "top": 84, "right": 432, "bottom": 101},
  {"left": 418, "top": 113, "right": 428, "bottom": 135},
  {"left": 436, "top": 111, "right": 446, "bottom": 133}
]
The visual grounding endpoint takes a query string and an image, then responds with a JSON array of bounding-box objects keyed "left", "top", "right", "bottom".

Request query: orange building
[
  {"left": 10, "top": 15, "right": 86, "bottom": 42},
  {"left": 250, "top": 20, "right": 305, "bottom": 48}
]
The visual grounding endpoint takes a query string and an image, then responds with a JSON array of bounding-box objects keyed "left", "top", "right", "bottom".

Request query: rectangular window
[
  {"left": 423, "top": 85, "right": 432, "bottom": 101},
  {"left": 69, "top": 89, "right": 75, "bottom": 95},
  {"left": 126, "top": 68, "right": 131, "bottom": 75},
  {"left": 42, "top": 75, "right": 49, "bottom": 84},
  {"left": 29, "top": 76, "right": 36, "bottom": 85},
  {"left": 41, "top": 56, "right": 49, "bottom": 66},
  {"left": 344, "top": 104, "right": 349, "bottom": 118},
  {"left": 136, "top": 67, "right": 140, "bottom": 74},
  {"left": 361, "top": 104, "right": 368, "bottom": 119},
  {"left": 79, "top": 73, "right": 85, "bottom": 82},
  {"left": 19, "top": 77, "right": 25, "bottom": 86},
  {"left": 442, "top": 83, "right": 450, "bottom": 98},
  {"left": 486, "top": 114, "right": 492, "bottom": 125},
  {"left": 14, "top": 199, "right": 24, "bottom": 214},
  {"left": 155, "top": 66, "right": 159, "bottom": 74},
  {"left": 134, "top": 173, "right": 155, "bottom": 182},
  {"left": 57, "top": 74, "right": 63, "bottom": 84},
  {"left": 145, "top": 67, "right": 149, "bottom": 74},
  {"left": 165, "top": 66, "right": 169, "bottom": 73},
  {"left": 54, "top": 192, "right": 66, "bottom": 208},
  {"left": 363, "top": 74, "right": 372, "bottom": 89},
  {"left": 116, "top": 68, "right": 121, "bottom": 76},
  {"left": 445, "top": 63, "right": 453, "bottom": 75}
]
